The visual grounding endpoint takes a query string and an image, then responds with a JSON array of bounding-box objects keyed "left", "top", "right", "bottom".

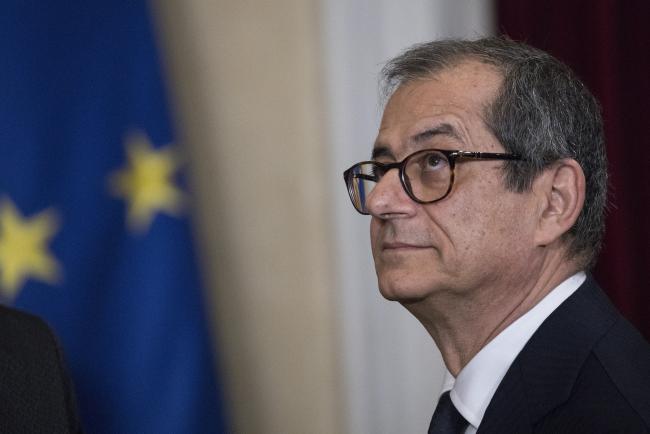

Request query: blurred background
[{"left": 0, "top": 0, "right": 647, "bottom": 433}]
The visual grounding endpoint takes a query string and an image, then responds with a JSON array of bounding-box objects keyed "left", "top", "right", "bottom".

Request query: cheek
[
  {"left": 446, "top": 184, "right": 527, "bottom": 252},
  {"left": 457, "top": 195, "right": 534, "bottom": 260}
]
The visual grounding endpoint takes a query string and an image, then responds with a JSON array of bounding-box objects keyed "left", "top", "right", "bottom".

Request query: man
[
  {"left": 343, "top": 37, "right": 650, "bottom": 433},
  {"left": 0, "top": 305, "right": 82, "bottom": 433}
]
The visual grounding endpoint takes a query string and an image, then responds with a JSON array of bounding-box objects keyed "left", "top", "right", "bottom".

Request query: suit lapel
[
  {"left": 477, "top": 277, "right": 618, "bottom": 433},
  {"left": 474, "top": 361, "right": 533, "bottom": 434}
]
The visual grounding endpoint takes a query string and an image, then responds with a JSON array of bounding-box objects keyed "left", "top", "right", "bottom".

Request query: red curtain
[{"left": 497, "top": 1, "right": 650, "bottom": 339}]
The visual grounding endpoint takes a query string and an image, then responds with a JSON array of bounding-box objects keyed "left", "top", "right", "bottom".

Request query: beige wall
[{"left": 153, "top": 2, "right": 343, "bottom": 433}]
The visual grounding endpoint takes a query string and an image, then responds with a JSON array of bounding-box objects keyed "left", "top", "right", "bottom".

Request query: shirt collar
[{"left": 439, "top": 272, "right": 586, "bottom": 429}]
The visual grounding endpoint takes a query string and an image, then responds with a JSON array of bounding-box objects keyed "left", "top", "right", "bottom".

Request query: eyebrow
[{"left": 372, "top": 123, "right": 460, "bottom": 160}]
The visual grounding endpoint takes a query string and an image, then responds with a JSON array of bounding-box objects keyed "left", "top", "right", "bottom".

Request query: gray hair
[{"left": 381, "top": 36, "right": 607, "bottom": 269}]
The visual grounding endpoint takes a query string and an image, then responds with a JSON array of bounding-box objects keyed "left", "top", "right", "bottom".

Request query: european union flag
[{"left": 0, "top": 1, "right": 229, "bottom": 433}]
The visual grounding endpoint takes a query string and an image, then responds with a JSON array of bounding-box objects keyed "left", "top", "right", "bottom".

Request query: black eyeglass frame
[{"left": 343, "top": 148, "right": 524, "bottom": 215}]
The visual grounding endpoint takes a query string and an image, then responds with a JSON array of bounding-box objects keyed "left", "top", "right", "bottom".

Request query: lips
[{"left": 382, "top": 241, "right": 430, "bottom": 250}]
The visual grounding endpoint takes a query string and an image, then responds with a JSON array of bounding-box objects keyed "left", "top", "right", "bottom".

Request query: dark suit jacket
[
  {"left": 477, "top": 276, "right": 650, "bottom": 433},
  {"left": 0, "top": 305, "right": 82, "bottom": 433}
]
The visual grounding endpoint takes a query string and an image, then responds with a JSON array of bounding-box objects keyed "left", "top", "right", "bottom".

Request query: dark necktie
[{"left": 428, "top": 391, "right": 469, "bottom": 434}]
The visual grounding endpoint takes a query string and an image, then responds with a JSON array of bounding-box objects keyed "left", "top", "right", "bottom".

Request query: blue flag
[{"left": 0, "top": 2, "right": 228, "bottom": 433}]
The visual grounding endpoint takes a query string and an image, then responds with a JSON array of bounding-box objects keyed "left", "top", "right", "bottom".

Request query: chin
[{"left": 377, "top": 277, "right": 433, "bottom": 303}]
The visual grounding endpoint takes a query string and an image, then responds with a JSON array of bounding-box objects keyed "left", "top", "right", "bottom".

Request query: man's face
[{"left": 368, "top": 61, "right": 539, "bottom": 303}]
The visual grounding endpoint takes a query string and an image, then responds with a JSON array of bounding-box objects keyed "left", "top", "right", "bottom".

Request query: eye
[
  {"left": 420, "top": 151, "right": 448, "bottom": 171},
  {"left": 425, "top": 154, "right": 443, "bottom": 169}
]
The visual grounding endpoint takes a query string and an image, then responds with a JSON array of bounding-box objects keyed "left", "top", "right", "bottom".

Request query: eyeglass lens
[{"left": 347, "top": 149, "right": 452, "bottom": 213}]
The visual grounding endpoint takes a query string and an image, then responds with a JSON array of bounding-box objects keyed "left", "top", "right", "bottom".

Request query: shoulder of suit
[
  {"left": 0, "top": 305, "right": 57, "bottom": 354},
  {"left": 593, "top": 315, "right": 650, "bottom": 426}
]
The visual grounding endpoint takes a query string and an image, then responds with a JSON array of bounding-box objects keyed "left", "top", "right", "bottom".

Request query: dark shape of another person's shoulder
[{"left": 0, "top": 305, "right": 82, "bottom": 433}]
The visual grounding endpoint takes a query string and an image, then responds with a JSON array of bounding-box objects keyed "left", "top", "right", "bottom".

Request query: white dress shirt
[{"left": 438, "top": 272, "right": 587, "bottom": 433}]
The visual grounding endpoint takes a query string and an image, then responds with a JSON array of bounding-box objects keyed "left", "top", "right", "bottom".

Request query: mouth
[{"left": 382, "top": 241, "right": 431, "bottom": 251}]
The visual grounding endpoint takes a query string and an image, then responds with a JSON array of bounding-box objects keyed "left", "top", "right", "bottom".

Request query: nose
[{"left": 365, "top": 168, "right": 417, "bottom": 218}]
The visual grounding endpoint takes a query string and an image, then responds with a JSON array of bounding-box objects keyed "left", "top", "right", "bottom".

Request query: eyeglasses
[{"left": 343, "top": 148, "right": 524, "bottom": 215}]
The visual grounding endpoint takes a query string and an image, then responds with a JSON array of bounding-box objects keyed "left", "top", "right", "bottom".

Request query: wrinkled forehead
[
  {"left": 381, "top": 60, "right": 503, "bottom": 124},
  {"left": 375, "top": 61, "right": 504, "bottom": 157}
]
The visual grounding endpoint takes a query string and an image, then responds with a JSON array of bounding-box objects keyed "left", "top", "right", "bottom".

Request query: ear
[{"left": 533, "top": 159, "right": 586, "bottom": 247}]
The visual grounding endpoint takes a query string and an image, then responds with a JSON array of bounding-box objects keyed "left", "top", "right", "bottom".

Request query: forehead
[{"left": 376, "top": 60, "right": 503, "bottom": 158}]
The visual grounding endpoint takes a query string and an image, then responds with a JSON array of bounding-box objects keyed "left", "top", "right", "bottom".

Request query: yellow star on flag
[
  {"left": 0, "top": 199, "right": 62, "bottom": 299},
  {"left": 109, "top": 131, "right": 184, "bottom": 233}
]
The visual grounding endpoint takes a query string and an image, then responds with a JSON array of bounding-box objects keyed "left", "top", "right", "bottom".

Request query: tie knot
[{"left": 428, "top": 391, "right": 469, "bottom": 434}]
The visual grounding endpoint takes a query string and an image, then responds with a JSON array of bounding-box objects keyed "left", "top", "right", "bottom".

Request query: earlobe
[{"left": 534, "top": 159, "right": 586, "bottom": 247}]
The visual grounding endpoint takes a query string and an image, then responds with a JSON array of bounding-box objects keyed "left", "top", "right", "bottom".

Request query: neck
[{"left": 403, "top": 251, "right": 581, "bottom": 376}]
